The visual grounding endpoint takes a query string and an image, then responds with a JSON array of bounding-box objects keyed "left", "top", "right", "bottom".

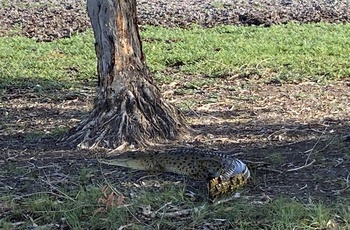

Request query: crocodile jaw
[{"left": 99, "top": 158, "right": 152, "bottom": 171}]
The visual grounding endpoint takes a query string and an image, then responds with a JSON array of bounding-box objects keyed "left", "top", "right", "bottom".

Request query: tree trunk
[{"left": 61, "top": 0, "right": 186, "bottom": 149}]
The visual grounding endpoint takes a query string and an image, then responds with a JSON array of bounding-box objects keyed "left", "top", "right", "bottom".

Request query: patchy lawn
[
  {"left": 0, "top": 4, "right": 349, "bottom": 228},
  {"left": 1, "top": 72, "right": 349, "bottom": 228}
]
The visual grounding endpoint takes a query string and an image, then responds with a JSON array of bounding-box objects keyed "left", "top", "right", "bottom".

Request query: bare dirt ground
[
  {"left": 1, "top": 75, "right": 350, "bottom": 212},
  {"left": 0, "top": 0, "right": 350, "bottom": 226},
  {"left": 0, "top": 0, "right": 349, "bottom": 41}
]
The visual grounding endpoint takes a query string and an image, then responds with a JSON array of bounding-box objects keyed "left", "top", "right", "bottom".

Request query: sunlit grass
[
  {"left": 0, "top": 31, "right": 96, "bottom": 90},
  {"left": 142, "top": 23, "right": 350, "bottom": 82},
  {"left": 1, "top": 23, "right": 350, "bottom": 91}
]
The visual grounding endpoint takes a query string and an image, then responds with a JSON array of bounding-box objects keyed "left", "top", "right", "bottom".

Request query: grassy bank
[
  {"left": 1, "top": 175, "right": 349, "bottom": 229},
  {"left": 1, "top": 23, "right": 349, "bottom": 91}
]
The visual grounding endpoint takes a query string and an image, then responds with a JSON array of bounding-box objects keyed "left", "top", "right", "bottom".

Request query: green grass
[
  {"left": 1, "top": 165, "right": 349, "bottom": 229},
  {"left": 0, "top": 31, "right": 96, "bottom": 90},
  {"left": 143, "top": 23, "right": 350, "bottom": 82},
  {"left": 1, "top": 183, "right": 349, "bottom": 229},
  {"left": 1, "top": 23, "right": 350, "bottom": 91}
]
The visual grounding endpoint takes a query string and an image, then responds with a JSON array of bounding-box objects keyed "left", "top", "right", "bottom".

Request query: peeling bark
[{"left": 61, "top": 0, "right": 186, "bottom": 149}]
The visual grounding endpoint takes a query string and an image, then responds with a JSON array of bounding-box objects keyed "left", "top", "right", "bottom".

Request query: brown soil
[
  {"left": 0, "top": 0, "right": 349, "bottom": 41},
  {"left": 1, "top": 75, "right": 349, "bottom": 203}
]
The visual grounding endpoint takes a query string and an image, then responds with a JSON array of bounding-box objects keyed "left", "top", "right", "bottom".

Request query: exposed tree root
[{"left": 60, "top": 70, "right": 187, "bottom": 149}]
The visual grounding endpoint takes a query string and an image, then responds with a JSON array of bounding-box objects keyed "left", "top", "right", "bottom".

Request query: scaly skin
[
  {"left": 209, "top": 173, "right": 249, "bottom": 200},
  {"left": 99, "top": 148, "right": 250, "bottom": 199}
]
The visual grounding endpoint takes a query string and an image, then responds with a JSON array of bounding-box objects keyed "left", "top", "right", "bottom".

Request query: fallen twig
[
  {"left": 156, "top": 205, "right": 206, "bottom": 218},
  {"left": 304, "top": 127, "right": 327, "bottom": 164},
  {"left": 213, "top": 193, "right": 241, "bottom": 205},
  {"left": 118, "top": 224, "right": 133, "bottom": 230},
  {"left": 286, "top": 127, "right": 328, "bottom": 173},
  {"left": 286, "top": 159, "right": 316, "bottom": 172},
  {"left": 41, "top": 172, "right": 77, "bottom": 203},
  {"left": 154, "top": 201, "right": 172, "bottom": 215}
]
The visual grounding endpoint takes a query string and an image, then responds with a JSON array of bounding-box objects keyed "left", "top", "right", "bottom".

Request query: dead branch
[
  {"left": 213, "top": 193, "right": 241, "bottom": 205},
  {"left": 286, "top": 127, "right": 328, "bottom": 173},
  {"left": 118, "top": 224, "right": 133, "bottom": 230},
  {"left": 286, "top": 159, "right": 316, "bottom": 172},
  {"left": 304, "top": 127, "right": 327, "bottom": 164},
  {"left": 156, "top": 205, "right": 206, "bottom": 218}
]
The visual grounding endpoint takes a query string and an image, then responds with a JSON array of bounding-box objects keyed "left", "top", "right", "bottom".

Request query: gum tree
[{"left": 62, "top": 0, "right": 186, "bottom": 149}]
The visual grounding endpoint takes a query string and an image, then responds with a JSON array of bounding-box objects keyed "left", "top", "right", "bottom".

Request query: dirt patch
[
  {"left": 1, "top": 76, "right": 349, "bottom": 204},
  {"left": 1, "top": 0, "right": 349, "bottom": 41}
]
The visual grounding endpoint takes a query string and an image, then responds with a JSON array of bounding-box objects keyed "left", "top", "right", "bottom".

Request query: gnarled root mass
[{"left": 60, "top": 70, "right": 186, "bottom": 149}]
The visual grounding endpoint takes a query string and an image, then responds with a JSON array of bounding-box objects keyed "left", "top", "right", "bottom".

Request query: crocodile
[{"left": 99, "top": 148, "right": 250, "bottom": 199}]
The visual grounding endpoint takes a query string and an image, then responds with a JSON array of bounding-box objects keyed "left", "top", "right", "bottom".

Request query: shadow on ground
[{"left": 1, "top": 90, "right": 349, "bottom": 204}]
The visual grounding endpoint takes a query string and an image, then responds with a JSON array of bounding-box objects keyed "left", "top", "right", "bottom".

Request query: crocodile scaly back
[{"left": 99, "top": 148, "right": 250, "bottom": 199}]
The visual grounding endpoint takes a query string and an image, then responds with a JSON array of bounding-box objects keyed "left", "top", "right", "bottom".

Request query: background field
[{"left": 0, "top": 1, "right": 349, "bottom": 229}]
